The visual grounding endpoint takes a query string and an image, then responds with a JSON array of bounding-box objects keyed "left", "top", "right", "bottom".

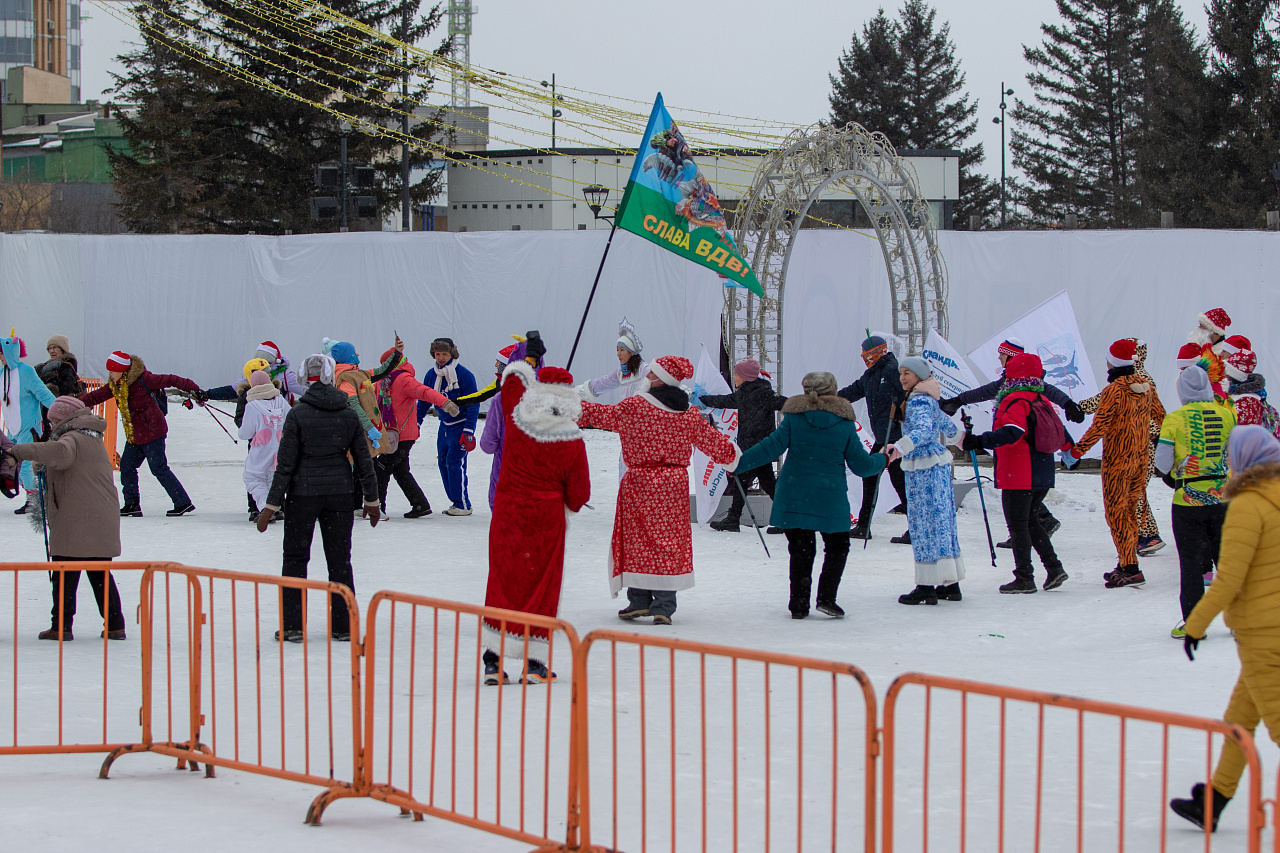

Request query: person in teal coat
[
  {"left": 1, "top": 332, "right": 57, "bottom": 509},
  {"left": 733, "top": 371, "right": 889, "bottom": 618}
]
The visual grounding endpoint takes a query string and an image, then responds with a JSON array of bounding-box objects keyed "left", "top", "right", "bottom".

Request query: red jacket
[
  {"left": 81, "top": 355, "right": 200, "bottom": 446},
  {"left": 380, "top": 361, "right": 448, "bottom": 442},
  {"left": 983, "top": 390, "right": 1068, "bottom": 491}
]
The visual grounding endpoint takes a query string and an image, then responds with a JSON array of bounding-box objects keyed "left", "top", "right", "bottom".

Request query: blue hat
[{"left": 329, "top": 341, "right": 358, "bottom": 364}]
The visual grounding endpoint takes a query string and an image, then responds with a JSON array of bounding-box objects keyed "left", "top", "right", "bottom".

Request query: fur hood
[
  {"left": 781, "top": 393, "right": 856, "bottom": 420},
  {"left": 505, "top": 360, "right": 583, "bottom": 443},
  {"left": 1223, "top": 461, "right": 1280, "bottom": 502},
  {"left": 120, "top": 355, "right": 146, "bottom": 385}
]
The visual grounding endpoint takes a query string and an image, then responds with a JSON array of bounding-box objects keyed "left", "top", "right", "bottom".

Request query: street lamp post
[
  {"left": 400, "top": 7, "right": 411, "bottom": 231},
  {"left": 566, "top": 184, "right": 617, "bottom": 371},
  {"left": 991, "top": 82, "right": 1014, "bottom": 229},
  {"left": 539, "top": 75, "right": 564, "bottom": 150}
]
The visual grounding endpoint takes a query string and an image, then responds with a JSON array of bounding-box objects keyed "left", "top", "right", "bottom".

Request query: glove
[
  {"left": 367, "top": 426, "right": 381, "bottom": 449},
  {"left": 961, "top": 432, "right": 983, "bottom": 452},
  {"left": 460, "top": 431, "right": 477, "bottom": 452},
  {"left": 939, "top": 398, "right": 961, "bottom": 416},
  {"left": 255, "top": 507, "right": 275, "bottom": 532},
  {"left": 443, "top": 401, "right": 461, "bottom": 418},
  {"left": 1062, "top": 451, "right": 1080, "bottom": 470},
  {"left": 1064, "top": 401, "right": 1085, "bottom": 423},
  {"left": 363, "top": 503, "right": 381, "bottom": 527},
  {"left": 192, "top": 389, "right": 210, "bottom": 404},
  {"left": 1068, "top": 446, "right": 1084, "bottom": 460},
  {"left": 1184, "top": 633, "right": 1201, "bottom": 661},
  {"left": 525, "top": 332, "right": 547, "bottom": 363},
  {"left": 689, "top": 393, "right": 705, "bottom": 409}
]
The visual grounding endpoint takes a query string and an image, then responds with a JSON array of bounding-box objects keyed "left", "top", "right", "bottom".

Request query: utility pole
[
  {"left": 540, "top": 75, "right": 564, "bottom": 151},
  {"left": 992, "top": 82, "right": 1013, "bottom": 229},
  {"left": 340, "top": 134, "right": 348, "bottom": 231},
  {"left": 400, "top": 6, "right": 411, "bottom": 231}
]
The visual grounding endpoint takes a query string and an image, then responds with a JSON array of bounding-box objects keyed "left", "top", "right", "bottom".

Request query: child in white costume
[{"left": 238, "top": 371, "right": 289, "bottom": 512}]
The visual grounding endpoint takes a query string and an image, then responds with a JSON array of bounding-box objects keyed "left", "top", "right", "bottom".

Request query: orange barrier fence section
[
  {"left": 882, "top": 672, "right": 1265, "bottom": 853},
  {"left": 338, "top": 591, "right": 593, "bottom": 850},
  {"left": 0, "top": 562, "right": 180, "bottom": 759},
  {"left": 578, "top": 629, "right": 880, "bottom": 853},
  {"left": 81, "top": 378, "right": 119, "bottom": 470},
  {"left": 100, "top": 564, "right": 365, "bottom": 803}
]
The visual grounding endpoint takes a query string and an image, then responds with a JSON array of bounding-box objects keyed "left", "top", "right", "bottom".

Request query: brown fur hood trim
[
  {"left": 124, "top": 355, "right": 146, "bottom": 385},
  {"left": 781, "top": 393, "right": 856, "bottom": 420},
  {"left": 1223, "top": 461, "right": 1280, "bottom": 501}
]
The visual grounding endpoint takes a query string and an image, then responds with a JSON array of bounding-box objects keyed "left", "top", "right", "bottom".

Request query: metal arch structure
[{"left": 728, "top": 123, "right": 948, "bottom": 393}]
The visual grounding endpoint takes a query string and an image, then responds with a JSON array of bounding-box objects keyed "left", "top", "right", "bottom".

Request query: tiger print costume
[
  {"left": 1079, "top": 338, "right": 1163, "bottom": 541},
  {"left": 1073, "top": 363, "right": 1166, "bottom": 568}
]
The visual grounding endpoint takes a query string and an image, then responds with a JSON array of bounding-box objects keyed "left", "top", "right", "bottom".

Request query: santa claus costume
[
  {"left": 1188, "top": 308, "right": 1237, "bottom": 403},
  {"left": 578, "top": 355, "right": 740, "bottom": 624},
  {"left": 482, "top": 358, "right": 590, "bottom": 684}
]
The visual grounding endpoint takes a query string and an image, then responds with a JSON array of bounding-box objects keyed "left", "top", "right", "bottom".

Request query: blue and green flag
[{"left": 615, "top": 94, "right": 763, "bottom": 297}]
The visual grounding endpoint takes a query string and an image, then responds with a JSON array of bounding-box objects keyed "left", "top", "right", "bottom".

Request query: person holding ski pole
[
  {"left": 961, "top": 353, "right": 1072, "bottom": 594},
  {"left": 733, "top": 371, "right": 888, "bottom": 619},
  {"left": 838, "top": 335, "right": 908, "bottom": 542}
]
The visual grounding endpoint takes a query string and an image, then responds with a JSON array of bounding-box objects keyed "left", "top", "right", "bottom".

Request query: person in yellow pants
[{"left": 1172, "top": 425, "right": 1280, "bottom": 831}]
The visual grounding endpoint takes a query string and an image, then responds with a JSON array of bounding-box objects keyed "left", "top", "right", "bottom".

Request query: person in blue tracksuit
[{"left": 417, "top": 338, "right": 480, "bottom": 515}]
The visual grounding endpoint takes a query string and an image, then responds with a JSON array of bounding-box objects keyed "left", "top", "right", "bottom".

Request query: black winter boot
[
  {"left": 710, "top": 518, "right": 741, "bottom": 532},
  {"left": 1170, "top": 783, "right": 1230, "bottom": 831},
  {"left": 120, "top": 502, "right": 142, "bottom": 517},
  {"left": 890, "top": 531, "right": 912, "bottom": 545},
  {"left": 849, "top": 524, "right": 870, "bottom": 540},
  {"left": 936, "top": 583, "right": 962, "bottom": 601},
  {"left": 898, "top": 585, "right": 938, "bottom": 605},
  {"left": 789, "top": 567, "right": 813, "bottom": 619},
  {"left": 1043, "top": 564, "right": 1069, "bottom": 591},
  {"left": 999, "top": 576, "right": 1037, "bottom": 594}
]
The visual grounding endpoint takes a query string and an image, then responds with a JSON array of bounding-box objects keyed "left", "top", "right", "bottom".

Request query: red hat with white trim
[
  {"left": 1176, "top": 343, "right": 1202, "bottom": 368},
  {"left": 498, "top": 343, "right": 518, "bottom": 361},
  {"left": 1107, "top": 339, "right": 1137, "bottom": 368},
  {"left": 1223, "top": 334, "right": 1251, "bottom": 355},
  {"left": 1225, "top": 349, "right": 1257, "bottom": 382},
  {"left": 255, "top": 341, "right": 282, "bottom": 364},
  {"left": 106, "top": 351, "right": 131, "bottom": 373},
  {"left": 650, "top": 355, "right": 694, "bottom": 386},
  {"left": 1199, "top": 308, "right": 1231, "bottom": 336}
]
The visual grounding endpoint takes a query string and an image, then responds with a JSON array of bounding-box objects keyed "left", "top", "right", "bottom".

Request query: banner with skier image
[
  {"left": 615, "top": 94, "right": 764, "bottom": 297},
  {"left": 690, "top": 344, "right": 740, "bottom": 524},
  {"left": 968, "top": 289, "right": 1102, "bottom": 459}
]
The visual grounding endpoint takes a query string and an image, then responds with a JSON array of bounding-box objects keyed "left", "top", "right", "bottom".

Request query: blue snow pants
[{"left": 436, "top": 421, "right": 471, "bottom": 510}]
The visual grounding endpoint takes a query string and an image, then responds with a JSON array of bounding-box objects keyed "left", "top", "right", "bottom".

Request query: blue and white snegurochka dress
[{"left": 895, "top": 388, "right": 966, "bottom": 586}]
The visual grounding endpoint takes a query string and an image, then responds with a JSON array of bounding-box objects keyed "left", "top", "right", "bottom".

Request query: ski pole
[
  {"left": 961, "top": 410, "right": 997, "bottom": 567},
  {"left": 731, "top": 472, "right": 770, "bottom": 558},
  {"left": 203, "top": 405, "right": 239, "bottom": 444},
  {"left": 37, "top": 469, "right": 50, "bottom": 561}
]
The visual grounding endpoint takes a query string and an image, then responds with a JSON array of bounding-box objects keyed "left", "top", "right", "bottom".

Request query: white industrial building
[{"left": 444, "top": 147, "right": 962, "bottom": 232}]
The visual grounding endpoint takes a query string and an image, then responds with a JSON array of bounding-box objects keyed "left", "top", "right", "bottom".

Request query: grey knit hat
[{"left": 900, "top": 355, "right": 931, "bottom": 380}]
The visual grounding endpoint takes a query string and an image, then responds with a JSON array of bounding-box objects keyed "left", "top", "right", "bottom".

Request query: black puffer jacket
[
  {"left": 837, "top": 352, "right": 904, "bottom": 445},
  {"left": 698, "top": 377, "right": 787, "bottom": 450},
  {"left": 265, "top": 382, "right": 377, "bottom": 508}
]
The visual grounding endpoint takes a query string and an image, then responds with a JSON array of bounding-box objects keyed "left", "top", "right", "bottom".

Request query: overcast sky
[{"left": 80, "top": 0, "right": 1211, "bottom": 182}]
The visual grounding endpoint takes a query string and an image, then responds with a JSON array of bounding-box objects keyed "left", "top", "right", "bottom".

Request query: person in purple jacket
[{"left": 479, "top": 339, "right": 543, "bottom": 510}]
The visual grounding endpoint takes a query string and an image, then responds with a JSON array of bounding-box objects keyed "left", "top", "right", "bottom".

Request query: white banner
[
  {"left": 690, "top": 345, "right": 739, "bottom": 525},
  {"left": 967, "top": 289, "right": 1101, "bottom": 457},
  {"left": 924, "top": 327, "right": 991, "bottom": 434}
]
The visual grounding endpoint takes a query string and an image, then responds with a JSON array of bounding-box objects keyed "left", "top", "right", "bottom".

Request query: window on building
[
  {"left": 472, "top": 205, "right": 477, "bottom": 209},
  {"left": 482, "top": 204, "right": 488, "bottom": 208},
  {"left": 516, "top": 160, "right": 521, "bottom": 165},
  {"left": 538, "top": 159, "right": 543, "bottom": 164},
  {"left": 516, "top": 204, "right": 521, "bottom": 209},
  {"left": 452, "top": 205, "right": 456, "bottom": 209},
  {"left": 538, "top": 204, "right": 544, "bottom": 209},
  {"left": 460, "top": 226, "right": 468, "bottom": 232},
  {"left": 512, "top": 225, "right": 521, "bottom": 231},
  {"left": 506, "top": 204, "right": 511, "bottom": 209},
  {"left": 578, "top": 224, "right": 586, "bottom": 230}
]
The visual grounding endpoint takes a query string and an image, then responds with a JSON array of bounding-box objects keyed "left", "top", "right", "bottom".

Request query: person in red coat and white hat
[
  {"left": 578, "top": 354, "right": 740, "bottom": 625},
  {"left": 481, "top": 334, "right": 590, "bottom": 684}
]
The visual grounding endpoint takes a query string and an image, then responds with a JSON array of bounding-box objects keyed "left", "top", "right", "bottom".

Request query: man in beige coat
[{"left": 5, "top": 396, "right": 125, "bottom": 640}]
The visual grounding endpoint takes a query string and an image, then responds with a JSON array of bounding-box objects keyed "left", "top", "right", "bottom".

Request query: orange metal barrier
[
  {"left": 99, "top": 564, "right": 365, "bottom": 805},
  {"left": 578, "top": 629, "right": 879, "bottom": 853},
  {"left": 882, "top": 672, "right": 1265, "bottom": 853},
  {"left": 321, "top": 590, "right": 596, "bottom": 849},
  {"left": 81, "top": 378, "right": 119, "bottom": 470},
  {"left": 0, "top": 561, "right": 179, "bottom": 760}
]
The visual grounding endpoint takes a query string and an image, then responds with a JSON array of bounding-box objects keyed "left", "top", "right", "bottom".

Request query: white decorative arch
[{"left": 728, "top": 123, "right": 948, "bottom": 391}]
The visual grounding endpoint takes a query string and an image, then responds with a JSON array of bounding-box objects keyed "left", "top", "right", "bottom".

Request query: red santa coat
[
  {"left": 483, "top": 361, "right": 591, "bottom": 660},
  {"left": 580, "top": 390, "right": 740, "bottom": 595}
]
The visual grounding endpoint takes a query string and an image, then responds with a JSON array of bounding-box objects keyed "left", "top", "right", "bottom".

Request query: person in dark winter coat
[
  {"left": 838, "top": 336, "right": 907, "bottom": 540},
  {"left": 695, "top": 358, "right": 787, "bottom": 533},
  {"left": 734, "top": 371, "right": 889, "bottom": 618},
  {"left": 6, "top": 396, "right": 125, "bottom": 641},
  {"left": 257, "top": 354, "right": 380, "bottom": 643},
  {"left": 417, "top": 338, "right": 480, "bottom": 515},
  {"left": 962, "top": 353, "right": 1070, "bottom": 594},
  {"left": 80, "top": 350, "right": 206, "bottom": 518}
]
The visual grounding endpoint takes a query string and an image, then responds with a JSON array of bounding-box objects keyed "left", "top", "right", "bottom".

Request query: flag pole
[{"left": 566, "top": 218, "right": 618, "bottom": 372}]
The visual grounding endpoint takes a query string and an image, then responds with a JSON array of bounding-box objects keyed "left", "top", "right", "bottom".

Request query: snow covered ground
[{"left": 1, "top": 406, "right": 1273, "bottom": 851}]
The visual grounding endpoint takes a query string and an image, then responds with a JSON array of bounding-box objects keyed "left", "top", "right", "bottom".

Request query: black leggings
[
  {"left": 784, "top": 529, "right": 851, "bottom": 614},
  {"left": 1001, "top": 489, "right": 1060, "bottom": 579}
]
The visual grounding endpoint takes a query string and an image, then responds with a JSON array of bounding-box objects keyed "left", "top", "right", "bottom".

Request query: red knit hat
[
  {"left": 106, "top": 351, "right": 131, "bottom": 373},
  {"left": 1107, "top": 339, "right": 1137, "bottom": 368},
  {"left": 537, "top": 366, "right": 574, "bottom": 385},
  {"left": 733, "top": 359, "right": 761, "bottom": 382},
  {"left": 1225, "top": 349, "right": 1258, "bottom": 382},
  {"left": 1176, "top": 343, "right": 1203, "bottom": 368},
  {"left": 651, "top": 355, "right": 694, "bottom": 386},
  {"left": 1005, "top": 353, "right": 1043, "bottom": 380},
  {"left": 997, "top": 338, "right": 1026, "bottom": 358},
  {"left": 1199, "top": 308, "right": 1231, "bottom": 336}
]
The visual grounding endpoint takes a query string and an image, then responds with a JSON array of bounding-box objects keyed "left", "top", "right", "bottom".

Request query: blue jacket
[
  {"left": 417, "top": 360, "right": 479, "bottom": 432},
  {"left": 737, "top": 394, "right": 887, "bottom": 533}
]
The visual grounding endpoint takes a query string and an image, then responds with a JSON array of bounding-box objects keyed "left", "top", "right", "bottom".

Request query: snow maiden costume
[
  {"left": 1, "top": 333, "right": 57, "bottom": 503},
  {"left": 481, "top": 355, "right": 590, "bottom": 684},
  {"left": 579, "top": 319, "right": 649, "bottom": 481},
  {"left": 578, "top": 355, "right": 739, "bottom": 625},
  {"left": 893, "top": 356, "right": 965, "bottom": 606}
]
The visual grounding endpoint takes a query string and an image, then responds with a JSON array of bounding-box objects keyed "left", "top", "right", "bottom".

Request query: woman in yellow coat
[{"left": 1172, "top": 425, "right": 1280, "bottom": 831}]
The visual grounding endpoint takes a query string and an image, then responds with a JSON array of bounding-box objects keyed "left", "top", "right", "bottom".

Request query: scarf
[
  {"left": 109, "top": 378, "right": 136, "bottom": 444},
  {"left": 910, "top": 376, "right": 942, "bottom": 400},
  {"left": 1231, "top": 374, "right": 1266, "bottom": 397},
  {"left": 432, "top": 359, "right": 460, "bottom": 396},
  {"left": 995, "top": 375, "right": 1043, "bottom": 407},
  {"left": 1107, "top": 364, "right": 1136, "bottom": 384}
]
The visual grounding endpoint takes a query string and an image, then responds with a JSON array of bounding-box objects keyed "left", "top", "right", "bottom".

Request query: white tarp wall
[{"left": 1, "top": 228, "right": 1274, "bottom": 405}]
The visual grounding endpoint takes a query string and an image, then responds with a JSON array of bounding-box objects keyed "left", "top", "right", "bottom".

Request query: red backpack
[{"left": 1023, "top": 395, "right": 1066, "bottom": 454}]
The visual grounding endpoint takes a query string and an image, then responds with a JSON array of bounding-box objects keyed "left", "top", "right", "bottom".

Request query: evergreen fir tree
[
  {"left": 828, "top": 1, "right": 994, "bottom": 227},
  {"left": 110, "top": 0, "right": 449, "bottom": 233},
  {"left": 1204, "top": 0, "right": 1280, "bottom": 226},
  {"left": 1010, "top": 0, "right": 1145, "bottom": 226}
]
